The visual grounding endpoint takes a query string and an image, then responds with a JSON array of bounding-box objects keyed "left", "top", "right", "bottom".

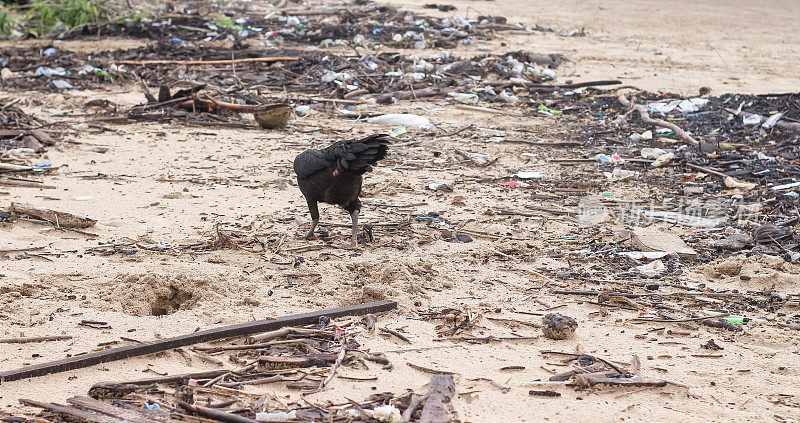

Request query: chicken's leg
[
  {"left": 304, "top": 200, "right": 320, "bottom": 240},
  {"left": 347, "top": 209, "right": 359, "bottom": 247},
  {"left": 304, "top": 219, "right": 319, "bottom": 240}
]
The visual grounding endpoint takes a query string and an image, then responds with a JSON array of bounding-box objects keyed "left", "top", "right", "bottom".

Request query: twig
[
  {"left": 0, "top": 246, "right": 45, "bottom": 254},
  {"left": 0, "top": 335, "right": 72, "bottom": 344},
  {"left": 400, "top": 394, "right": 429, "bottom": 423},
  {"left": 135, "top": 74, "right": 157, "bottom": 103},
  {"left": 379, "top": 327, "right": 412, "bottom": 343},
  {"left": 684, "top": 162, "right": 728, "bottom": 179},
  {"left": 0, "top": 179, "right": 57, "bottom": 189},
  {"left": 309, "top": 346, "right": 347, "bottom": 393},
  {"left": 129, "top": 96, "right": 191, "bottom": 112},
  {"left": 406, "top": 362, "right": 455, "bottom": 375},
  {"left": 632, "top": 312, "right": 730, "bottom": 323}
]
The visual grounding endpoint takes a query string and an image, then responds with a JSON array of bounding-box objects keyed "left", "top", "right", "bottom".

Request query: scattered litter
[
  {"left": 617, "top": 251, "right": 676, "bottom": 260},
  {"left": 49, "top": 79, "right": 73, "bottom": 89},
  {"left": 605, "top": 168, "right": 639, "bottom": 181},
  {"left": 742, "top": 114, "right": 762, "bottom": 125},
  {"left": 448, "top": 92, "right": 479, "bottom": 104},
  {"left": 514, "top": 171, "right": 542, "bottom": 179},
  {"left": 771, "top": 181, "right": 800, "bottom": 191},
  {"left": 761, "top": 112, "right": 784, "bottom": 129},
  {"left": 647, "top": 98, "right": 709, "bottom": 114},
  {"left": 724, "top": 176, "right": 756, "bottom": 190},
  {"left": 651, "top": 153, "right": 674, "bottom": 167},
  {"left": 366, "top": 113, "right": 435, "bottom": 130}
]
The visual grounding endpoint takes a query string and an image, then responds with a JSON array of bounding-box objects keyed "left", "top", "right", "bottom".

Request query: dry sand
[{"left": 2, "top": 1, "right": 800, "bottom": 422}]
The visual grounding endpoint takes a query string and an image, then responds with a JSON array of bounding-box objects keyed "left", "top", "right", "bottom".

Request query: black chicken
[{"left": 293, "top": 134, "right": 391, "bottom": 246}]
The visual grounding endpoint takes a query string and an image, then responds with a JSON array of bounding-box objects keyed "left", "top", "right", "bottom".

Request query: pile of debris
[
  {"left": 2, "top": 301, "right": 463, "bottom": 423},
  {"left": 527, "top": 351, "right": 685, "bottom": 392},
  {"left": 61, "top": 1, "right": 530, "bottom": 49},
  {"left": 0, "top": 98, "right": 59, "bottom": 154}
]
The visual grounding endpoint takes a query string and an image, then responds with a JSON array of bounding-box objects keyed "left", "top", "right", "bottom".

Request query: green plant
[
  {"left": 115, "top": 8, "right": 149, "bottom": 24},
  {"left": 214, "top": 16, "right": 241, "bottom": 30},
  {"left": 0, "top": 6, "right": 18, "bottom": 35},
  {"left": 3, "top": 0, "right": 151, "bottom": 37},
  {"left": 25, "top": 0, "right": 103, "bottom": 32}
]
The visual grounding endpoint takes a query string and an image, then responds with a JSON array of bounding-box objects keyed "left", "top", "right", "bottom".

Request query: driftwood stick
[
  {"left": 95, "top": 370, "right": 230, "bottom": 386},
  {"left": 0, "top": 179, "right": 57, "bottom": 189},
  {"left": 193, "top": 350, "right": 226, "bottom": 366},
  {"left": 407, "top": 362, "right": 455, "bottom": 375},
  {"left": 218, "top": 375, "right": 285, "bottom": 388},
  {"left": 246, "top": 327, "right": 294, "bottom": 343},
  {"left": 616, "top": 95, "right": 699, "bottom": 146},
  {"left": 117, "top": 57, "right": 299, "bottom": 66},
  {"left": 176, "top": 400, "right": 259, "bottom": 423},
  {"left": 379, "top": 327, "right": 412, "bottom": 343},
  {"left": 684, "top": 162, "right": 729, "bottom": 179},
  {"left": 559, "top": 80, "right": 622, "bottom": 89},
  {"left": 195, "top": 339, "right": 315, "bottom": 353},
  {"left": 584, "top": 375, "right": 668, "bottom": 387},
  {"left": 0, "top": 301, "right": 396, "bottom": 382},
  {"left": 316, "top": 346, "right": 347, "bottom": 391},
  {"left": 0, "top": 335, "right": 72, "bottom": 344},
  {"left": 202, "top": 368, "right": 244, "bottom": 388},
  {"left": 0, "top": 162, "right": 33, "bottom": 171},
  {"left": 258, "top": 354, "right": 338, "bottom": 369},
  {"left": 136, "top": 74, "right": 157, "bottom": 103},
  {"left": 419, "top": 374, "right": 456, "bottom": 423},
  {"left": 66, "top": 396, "right": 160, "bottom": 423},
  {"left": 361, "top": 87, "right": 449, "bottom": 104},
  {"left": 400, "top": 393, "right": 429, "bottom": 423},
  {"left": 10, "top": 202, "right": 96, "bottom": 228},
  {"left": 19, "top": 399, "right": 122, "bottom": 423},
  {"left": 525, "top": 377, "right": 674, "bottom": 388},
  {"left": 130, "top": 96, "right": 191, "bottom": 112},
  {"left": 202, "top": 95, "right": 282, "bottom": 112},
  {"left": 247, "top": 327, "right": 324, "bottom": 343},
  {"left": 0, "top": 246, "right": 44, "bottom": 253},
  {"left": 633, "top": 312, "right": 730, "bottom": 323}
]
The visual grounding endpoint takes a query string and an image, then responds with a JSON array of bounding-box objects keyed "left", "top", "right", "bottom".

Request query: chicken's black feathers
[{"left": 293, "top": 134, "right": 390, "bottom": 179}]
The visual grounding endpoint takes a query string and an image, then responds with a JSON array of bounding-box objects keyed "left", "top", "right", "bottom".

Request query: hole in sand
[{"left": 103, "top": 273, "right": 214, "bottom": 316}]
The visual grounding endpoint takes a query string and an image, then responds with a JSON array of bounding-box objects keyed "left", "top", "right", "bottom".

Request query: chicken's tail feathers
[{"left": 338, "top": 134, "right": 392, "bottom": 174}]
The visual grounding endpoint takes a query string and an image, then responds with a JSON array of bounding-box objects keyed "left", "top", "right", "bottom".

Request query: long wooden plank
[
  {"left": 19, "top": 399, "right": 123, "bottom": 423},
  {"left": 0, "top": 300, "right": 397, "bottom": 382},
  {"left": 67, "top": 396, "right": 161, "bottom": 423}
]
